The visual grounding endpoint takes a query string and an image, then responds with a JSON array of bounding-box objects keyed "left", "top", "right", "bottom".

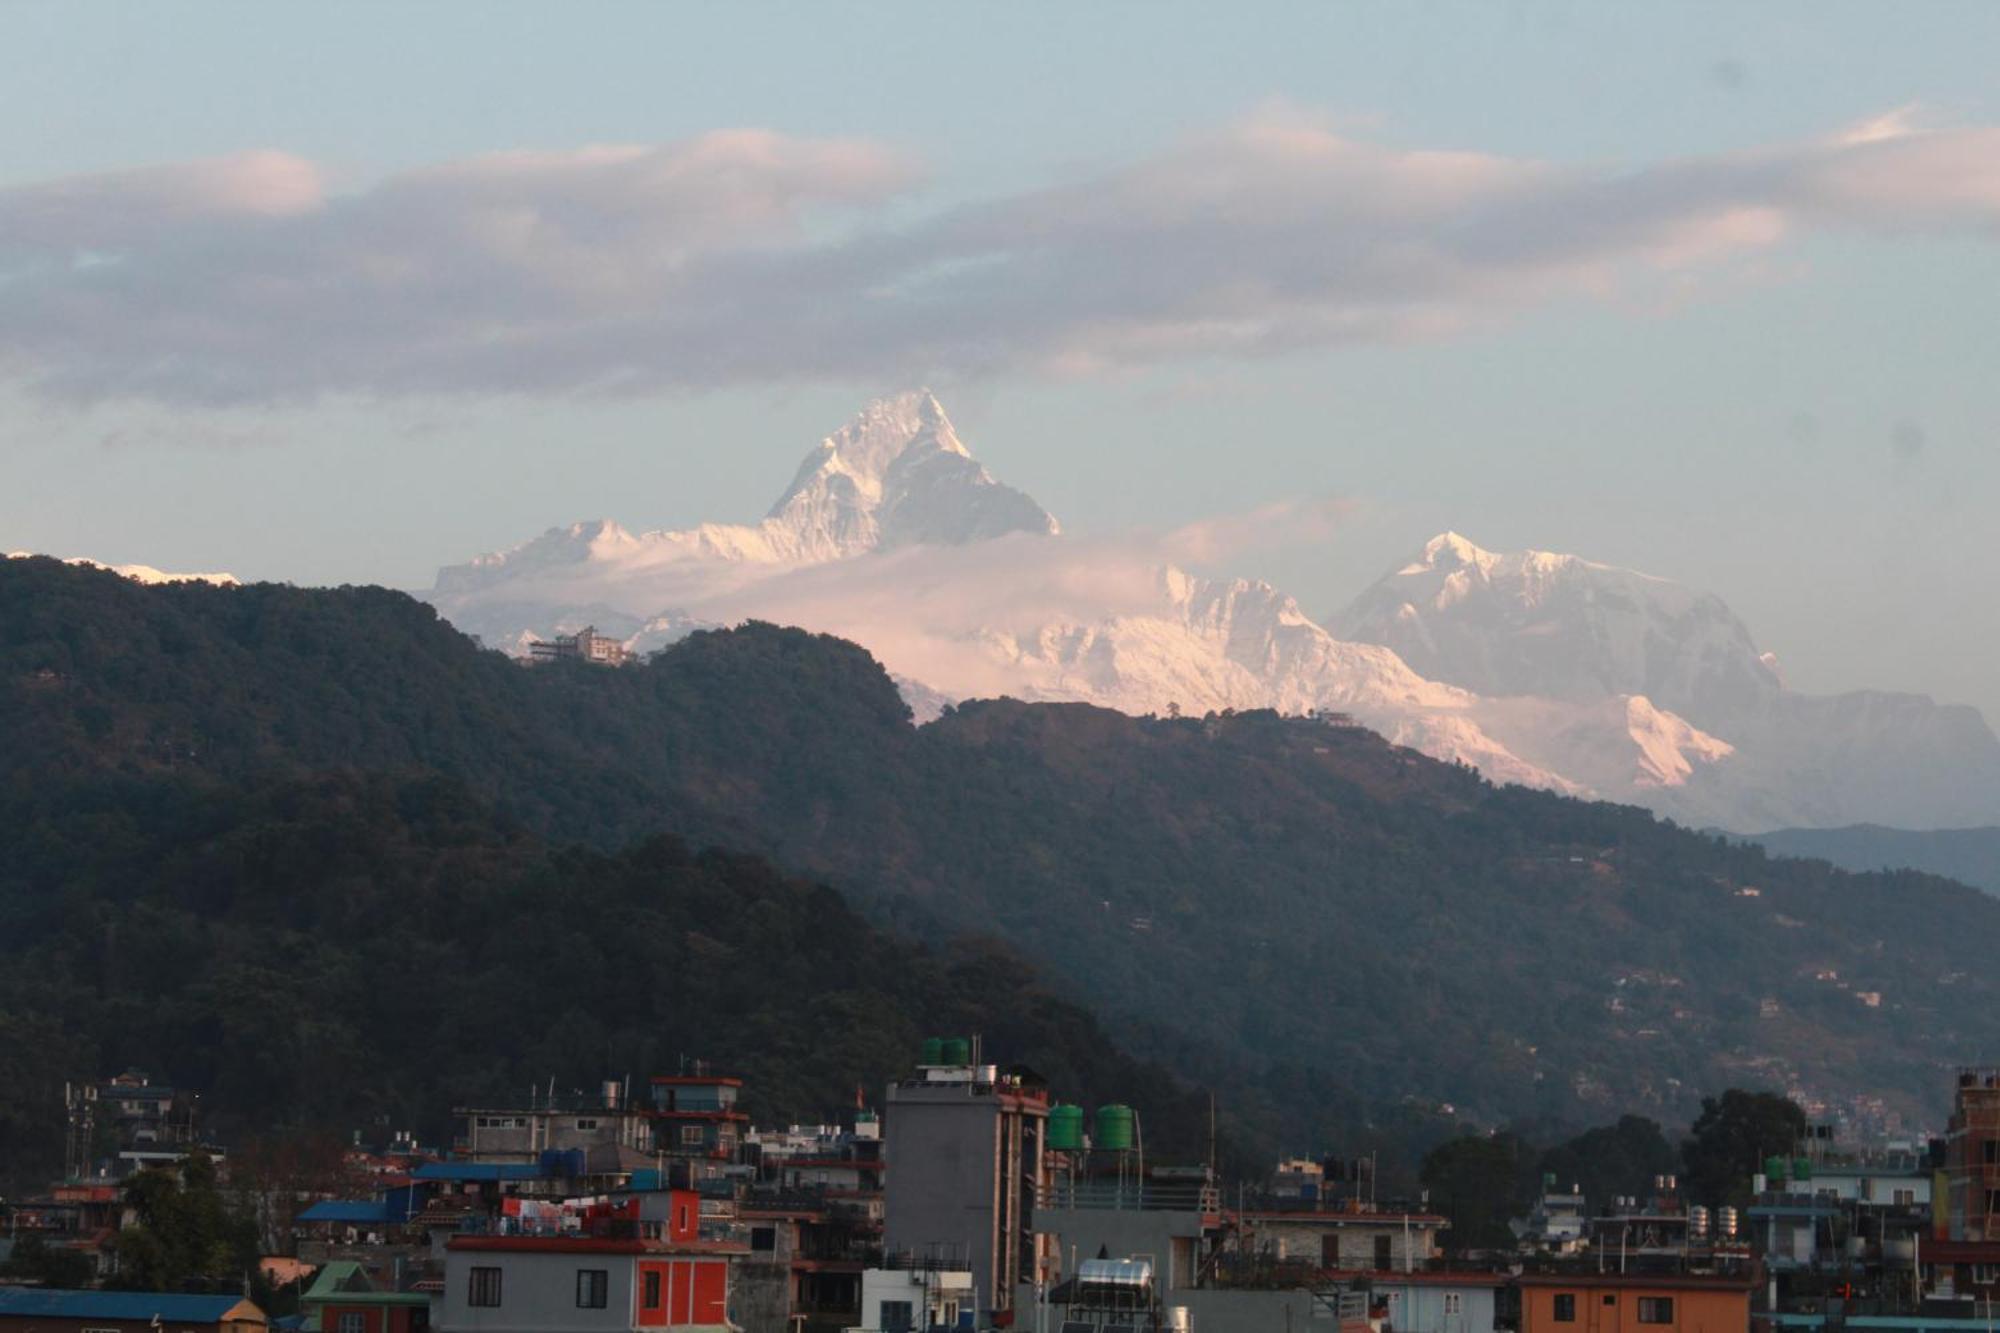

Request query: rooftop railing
[{"left": 1038, "top": 1180, "right": 1219, "bottom": 1213}]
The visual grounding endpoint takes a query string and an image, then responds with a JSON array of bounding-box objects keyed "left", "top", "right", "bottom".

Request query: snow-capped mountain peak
[
  {"left": 1402, "top": 529, "right": 1501, "bottom": 576},
  {"left": 765, "top": 389, "right": 1057, "bottom": 559},
  {"left": 432, "top": 392, "right": 1059, "bottom": 607},
  {"left": 422, "top": 402, "right": 2000, "bottom": 833},
  {"left": 1337, "top": 531, "right": 1777, "bottom": 723}
]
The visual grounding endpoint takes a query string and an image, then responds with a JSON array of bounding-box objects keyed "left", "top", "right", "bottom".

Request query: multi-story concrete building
[
  {"left": 647, "top": 1077, "right": 748, "bottom": 1162},
  {"left": 883, "top": 1050, "right": 1050, "bottom": 1325},
  {"left": 435, "top": 1190, "right": 738, "bottom": 1333},
  {"left": 454, "top": 1082, "right": 651, "bottom": 1164}
]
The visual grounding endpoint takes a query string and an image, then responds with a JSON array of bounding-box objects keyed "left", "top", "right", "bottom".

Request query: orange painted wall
[
  {"left": 1522, "top": 1284, "right": 1750, "bottom": 1333},
  {"left": 635, "top": 1257, "right": 727, "bottom": 1328}
]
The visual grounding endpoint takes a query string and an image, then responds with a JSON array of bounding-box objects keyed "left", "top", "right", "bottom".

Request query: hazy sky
[{"left": 4, "top": 2, "right": 1997, "bottom": 722}]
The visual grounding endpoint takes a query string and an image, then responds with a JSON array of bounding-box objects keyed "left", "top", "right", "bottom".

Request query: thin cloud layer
[{"left": 2, "top": 110, "right": 1998, "bottom": 407}]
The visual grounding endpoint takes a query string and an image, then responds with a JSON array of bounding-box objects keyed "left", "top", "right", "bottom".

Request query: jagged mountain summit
[
  {"left": 768, "top": 390, "right": 1058, "bottom": 558},
  {"left": 424, "top": 396, "right": 2000, "bottom": 832},
  {"left": 1332, "top": 531, "right": 1781, "bottom": 728},
  {"left": 434, "top": 391, "right": 1055, "bottom": 608},
  {"left": 1333, "top": 532, "right": 2000, "bottom": 830}
]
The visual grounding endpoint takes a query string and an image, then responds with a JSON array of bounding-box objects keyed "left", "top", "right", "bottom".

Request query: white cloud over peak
[{"left": 2, "top": 110, "right": 1998, "bottom": 410}]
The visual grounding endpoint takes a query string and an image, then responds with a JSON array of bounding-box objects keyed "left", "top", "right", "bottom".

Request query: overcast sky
[{"left": 4, "top": 2, "right": 1997, "bottom": 722}]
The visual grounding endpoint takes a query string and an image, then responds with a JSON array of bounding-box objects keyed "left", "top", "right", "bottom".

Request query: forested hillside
[
  {"left": 5, "top": 556, "right": 1996, "bottom": 1184},
  {"left": 0, "top": 762, "right": 1220, "bottom": 1191}
]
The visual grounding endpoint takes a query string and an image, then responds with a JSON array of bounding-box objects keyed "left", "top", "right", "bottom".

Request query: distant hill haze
[
  {"left": 1751, "top": 825, "right": 2000, "bottom": 895},
  {"left": 425, "top": 393, "right": 2000, "bottom": 833}
]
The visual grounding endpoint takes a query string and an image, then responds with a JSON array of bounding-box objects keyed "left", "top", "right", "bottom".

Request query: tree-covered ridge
[
  {"left": 0, "top": 764, "right": 1217, "bottom": 1191},
  {"left": 4, "top": 556, "right": 1997, "bottom": 1166}
]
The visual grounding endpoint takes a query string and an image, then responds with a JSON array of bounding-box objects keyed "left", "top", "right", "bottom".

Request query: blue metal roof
[
  {"left": 0, "top": 1288, "right": 256, "bottom": 1322},
  {"left": 411, "top": 1161, "right": 544, "bottom": 1182},
  {"left": 297, "top": 1199, "right": 396, "bottom": 1223}
]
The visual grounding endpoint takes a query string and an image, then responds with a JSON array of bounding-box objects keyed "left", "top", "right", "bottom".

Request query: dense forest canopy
[{"left": 3, "top": 557, "right": 1994, "bottom": 1188}]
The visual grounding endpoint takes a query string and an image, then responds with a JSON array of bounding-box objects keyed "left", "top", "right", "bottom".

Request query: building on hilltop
[{"left": 527, "top": 626, "right": 630, "bottom": 667}]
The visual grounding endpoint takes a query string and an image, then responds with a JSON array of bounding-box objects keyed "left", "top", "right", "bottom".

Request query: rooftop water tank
[
  {"left": 1048, "top": 1104, "right": 1085, "bottom": 1151},
  {"left": 941, "top": 1037, "right": 972, "bottom": 1067},
  {"left": 1793, "top": 1156, "right": 1813, "bottom": 1181},
  {"left": 921, "top": 1037, "right": 945, "bottom": 1067},
  {"left": 1095, "top": 1104, "right": 1137, "bottom": 1152}
]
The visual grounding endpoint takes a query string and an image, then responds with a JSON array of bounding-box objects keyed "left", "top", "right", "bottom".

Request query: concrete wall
[
  {"left": 732, "top": 1221, "right": 798, "bottom": 1333},
  {"left": 1249, "top": 1219, "right": 1439, "bottom": 1269},
  {"left": 460, "top": 1110, "right": 649, "bottom": 1162},
  {"left": 438, "top": 1250, "right": 636, "bottom": 1333},
  {"left": 1030, "top": 1207, "right": 1207, "bottom": 1290},
  {"left": 1015, "top": 1285, "right": 1341, "bottom": 1333},
  {"left": 884, "top": 1090, "right": 1000, "bottom": 1312}
]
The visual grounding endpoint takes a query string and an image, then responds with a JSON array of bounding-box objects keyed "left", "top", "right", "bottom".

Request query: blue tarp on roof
[
  {"left": 411, "top": 1161, "right": 544, "bottom": 1182},
  {"left": 298, "top": 1199, "right": 395, "bottom": 1223},
  {"left": 0, "top": 1289, "right": 252, "bottom": 1322}
]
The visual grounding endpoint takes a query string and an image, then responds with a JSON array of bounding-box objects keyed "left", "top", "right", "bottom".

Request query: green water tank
[
  {"left": 1048, "top": 1104, "right": 1085, "bottom": 1151},
  {"left": 1095, "top": 1104, "right": 1137, "bottom": 1152},
  {"left": 1764, "top": 1154, "right": 1788, "bottom": 1183},
  {"left": 942, "top": 1037, "right": 972, "bottom": 1067},
  {"left": 1793, "top": 1156, "right": 1813, "bottom": 1181},
  {"left": 921, "top": 1037, "right": 945, "bottom": 1066}
]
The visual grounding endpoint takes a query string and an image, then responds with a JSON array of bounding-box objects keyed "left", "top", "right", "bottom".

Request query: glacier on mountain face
[
  {"left": 1330, "top": 530, "right": 2000, "bottom": 830},
  {"left": 423, "top": 395, "right": 2000, "bottom": 833}
]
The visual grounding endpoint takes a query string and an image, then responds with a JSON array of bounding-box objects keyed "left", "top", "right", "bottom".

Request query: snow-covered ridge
[
  {"left": 422, "top": 398, "right": 2000, "bottom": 832},
  {"left": 8, "top": 551, "right": 239, "bottom": 586}
]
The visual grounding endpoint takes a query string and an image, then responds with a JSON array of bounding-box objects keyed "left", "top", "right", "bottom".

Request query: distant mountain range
[
  {"left": 425, "top": 393, "right": 2000, "bottom": 833},
  {"left": 1750, "top": 825, "right": 2000, "bottom": 895}
]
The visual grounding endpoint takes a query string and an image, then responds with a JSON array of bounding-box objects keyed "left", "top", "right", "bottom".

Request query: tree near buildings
[
  {"left": 110, "top": 1151, "right": 259, "bottom": 1292},
  {"left": 1421, "top": 1131, "right": 1535, "bottom": 1251},
  {"left": 1681, "top": 1089, "right": 1807, "bottom": 1208}
]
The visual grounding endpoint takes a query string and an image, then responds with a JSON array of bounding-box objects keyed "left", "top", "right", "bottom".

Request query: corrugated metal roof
[
  {"left": 297, "top": 1200, "right": 396, "bottom": 1223},
  {"left": 411, "top": 1161, "right": 544, "bottom": 1182},
  {"left": 0, "top": 1288, "right": 261, "bottom": 1322}
]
